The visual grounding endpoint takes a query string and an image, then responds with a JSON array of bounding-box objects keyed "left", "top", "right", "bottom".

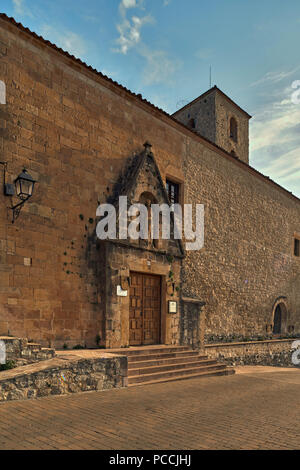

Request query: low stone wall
[
  {"left": 205, "top": 339, "right": 298, "bottom": 367},
  {"left": 0, "top": 351, "right": 128, "bottom": 401},
  {"left": 0, "top": 336, "right": 55, "bottom": 365}
]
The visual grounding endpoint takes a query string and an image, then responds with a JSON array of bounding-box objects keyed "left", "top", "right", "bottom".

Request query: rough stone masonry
[{"left": 0, "top": 13, "right": 299, "bottom": 349}]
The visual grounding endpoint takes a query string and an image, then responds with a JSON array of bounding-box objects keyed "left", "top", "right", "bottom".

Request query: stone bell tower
[{"left": 173, "top": 86, "right": 251, "bottom": 164}]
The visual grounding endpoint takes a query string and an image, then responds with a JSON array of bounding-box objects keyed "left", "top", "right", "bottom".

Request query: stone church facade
[{"left": 0, "top": 13, "right": 299, "bottom": 348}]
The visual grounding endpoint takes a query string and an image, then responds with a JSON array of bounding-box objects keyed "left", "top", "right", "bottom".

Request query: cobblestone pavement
[{"left": 0, "top": 366, "right": 299, "bottom": 450}]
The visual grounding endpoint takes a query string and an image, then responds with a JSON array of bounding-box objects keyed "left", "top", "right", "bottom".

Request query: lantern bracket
[
  {"left": 11, "top": 198, "right": 29, "bottom": 223},
  {"left": 0, "top": 162, "right": 36, "bottom": 223}
]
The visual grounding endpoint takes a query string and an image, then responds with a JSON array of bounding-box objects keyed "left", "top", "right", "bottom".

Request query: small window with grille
[{"left": 166, "top": 179, "right": 180, "bottom": 205}]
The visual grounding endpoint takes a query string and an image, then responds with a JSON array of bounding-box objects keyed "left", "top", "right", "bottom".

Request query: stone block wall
[
  {"left": 173, "top": 87, "right": 250, "bottom": 164},
  {"left": 180, "top": 298, "right": 206, "bottom": 350},
  {"left": 206, "top": 339, "right": 298, "bottom": 367},
  {"left": 104, "top": 242, "right": 182, "bottom": 348},
  {"left": 0, "top": 16, "right": 184, "bottom": 347},
  {"left": 182, "top": 136, "right": 300, "bottom": 340},
  {"left": 0, "top": 336, "right": 55, "bottom": 365},
  {"left": 214, "top": 90, "right": 249, "bottom": 163},
  {"left": 0, "top": 352, "right": 127, "bottom": 401},
  {"left": 0, "top": 15, "right": 299, "bottom": 347},
  {"left": 173, "top": 90, "right": 216, "bottom": 143}
]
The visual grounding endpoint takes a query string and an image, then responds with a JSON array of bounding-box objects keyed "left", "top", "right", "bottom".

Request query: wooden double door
[{"left": 129, "top": 272, "right": 161, "bottom": 346}]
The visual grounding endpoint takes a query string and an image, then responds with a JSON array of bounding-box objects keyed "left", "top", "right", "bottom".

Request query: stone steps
[
  {"left": 129, "top": 363, "right": 228, "bottom": 384},
  {"left": 111, "top": 346, "right": 190, "bottom": 356},
  {"left": 129, "top": 359, "right": 219, "bottom": 376},
  {"left": 26, "top": 342, "right": 42, "bottom": 351},
  {"left": 128, "top": 354, "right": 208, "bottom": 368},
  {"left": 128, "top": 367, "right": 235, "bottom": 387},
  {"left": 112, "top": 345, "right": 235, "bottom": 386},
  {"left": 21, "top": 345, "right": 56, "bottom": 362},
  {"left": 0, "top": 337, "right": 56, "bottom": 365},
  {"left": 128, "top": 351, "right": 201, "bottom": 363}
]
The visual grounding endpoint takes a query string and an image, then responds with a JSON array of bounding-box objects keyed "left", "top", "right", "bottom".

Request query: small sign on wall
[
  {"left": 117, "top": 285, "right": 128, "bottom": 297},
  {"left": 168, "top": 300, "right": 177, "bottom": 313}
]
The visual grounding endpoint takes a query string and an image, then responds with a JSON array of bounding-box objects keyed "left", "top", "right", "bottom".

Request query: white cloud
[
  {"left": 119, "top": 0, "right": 145, "bottom": 16},
  {"left": 114, "top": 0, "right": 152, "bottom": 55},
  {"left": 115, "top": 14, "right": 153, "bottom": 54},
  {"left": 163, "top": 0, "right": 172, "bottom": 5},
  {"left": 122, "top": 0, "right": 138, "bottom": 8},
  {"left": 261, "top": 146, "right": 300, "bottom": 183},
  {"left": 140, "top": 46, "right": 181, "bottom": 85},
  {"left": 113, "top": 1, "right": 180, "bottom": 85},
  {"left": 250, "top": 85, "right": 300, "bottom": 152},
  {"left": 40, "top": 25, "right": 87, "bottom": 58},
  {"left": 250, "top": 67, "right": 300, "bottom": 88},
  {"left": 12, "top": 0, "right": 33, "bottom": 17},
  {"left": 12, "top": 0, "right": 24, "bottom": 14},
  {"left": 250, "top": 80, "right": 300, "bottom": 197}
]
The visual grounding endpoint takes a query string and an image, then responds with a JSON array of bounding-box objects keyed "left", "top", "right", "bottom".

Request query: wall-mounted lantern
[
  {"left": 0, "top": 162, "right": 37, "bottom": 223},
  {"left": 14, "top": 169, "right": 36, "bottom": 201}
]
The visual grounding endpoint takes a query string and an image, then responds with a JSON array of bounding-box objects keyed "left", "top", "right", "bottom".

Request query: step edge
[
  {"left": 128, "top": 351, "right": 205, "bottom": 359},
  {"left": 128, "top": 364, "right": 228, "bottom": 380},
  {"left": 128, "top": 360, "right": 218, "bottom": 371},
  {"left": 128, "top": 355, "right": 209, "bottom": 365},
  {"left": 128, "top": 370, "right": 233, "bottom": 386}
]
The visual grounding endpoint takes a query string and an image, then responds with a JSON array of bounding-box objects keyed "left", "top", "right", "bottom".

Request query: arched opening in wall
[
  {"left": 188, "top": 118, "right": 195, "bottom": 129},
  {"left": 272, "top": 300, "right": 288, "bottom": 335},
  {"left": 230, "top": 117, "right": 238, "bottom": 142},
  {"left": 273, "top": 305, "right": 282, "bottom": 334}
]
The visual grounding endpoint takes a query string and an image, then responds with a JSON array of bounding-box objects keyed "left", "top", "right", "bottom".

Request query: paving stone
[{"left": 0, "top": 366, "right": 299, "bottom": 450}]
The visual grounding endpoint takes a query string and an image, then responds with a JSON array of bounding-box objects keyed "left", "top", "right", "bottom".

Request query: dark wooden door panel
[
  {"left": 129, "top": 273, "right": 143, "bottom": 346},
  {"left": 129, "top": 272, "right": 161, "bottom": 346}
]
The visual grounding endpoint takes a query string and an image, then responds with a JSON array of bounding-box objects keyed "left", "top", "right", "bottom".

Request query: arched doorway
[
  {"left": 273, "top": 305, "right": 282, "bottom": 334},
  {"left": 272, "top": 301, "right": 288, "bottom": 335}
]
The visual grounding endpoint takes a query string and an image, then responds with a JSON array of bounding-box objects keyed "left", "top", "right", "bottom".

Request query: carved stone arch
[
  {"left": 138, "top": 191, "right": 157, "bottom": 205},
  {"left": 110, "top": 142, "right": 184, "bottom": 257},
  {"left": 271, "top": 297, "right": 288, "bottom": 335}
]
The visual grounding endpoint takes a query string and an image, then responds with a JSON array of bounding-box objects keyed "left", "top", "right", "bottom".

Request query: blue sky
[{"left": 2, "top": 0, "right": 300, "bottom": 197}]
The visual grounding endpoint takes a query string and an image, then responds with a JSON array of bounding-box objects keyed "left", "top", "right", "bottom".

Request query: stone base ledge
[
  {"left": 205, "top": 338, "right": 297, "bottom": 367},
  {"left": 0, "top": 350, "right": 128, "bottom": 402},
  {"left": 206, "top": 338, "right": 297, "bottom": 348}
]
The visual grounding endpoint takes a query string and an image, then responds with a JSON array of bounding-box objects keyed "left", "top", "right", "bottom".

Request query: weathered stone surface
[
  {"left": 0, "top": 336, "right": 55, "bottom": 365},
  {"left": 182, "top": 137, "right": 300, "bottom": 340},
  {"left": 0, "top": 16, "right": 298, "bottom": 348},
  {"left": 180, "top": 297, "right": 206, "bottom": 350},
  {"left": 173, "top": 87, "right": 250, "bottom": 164},
  {"left": 0, "top": 350, "right": 128, "bottom": 401},
  {"left": 206, "top": 339, "right": 297, "bottom": 367}
]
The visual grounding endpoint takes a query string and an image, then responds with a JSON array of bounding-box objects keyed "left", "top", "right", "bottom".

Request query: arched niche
[{"left": 272, "top": 298, "right": 288, "bottom": 335}]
